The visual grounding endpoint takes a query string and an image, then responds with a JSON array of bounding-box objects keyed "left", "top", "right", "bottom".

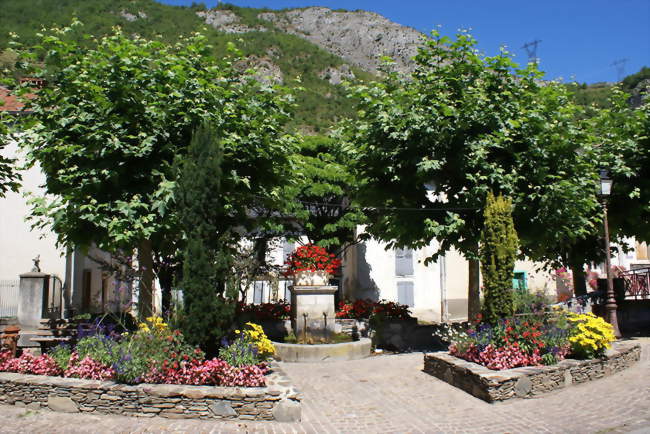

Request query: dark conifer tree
[{"left": 176, "top": 122, "right": 236, "bottom": 355}]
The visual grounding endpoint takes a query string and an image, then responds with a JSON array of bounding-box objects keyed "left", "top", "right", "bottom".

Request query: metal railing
[
  {"left": 621, "top": 267, "right": 650, "bottom": 300},
  {"left": 0, "top": 280, "right": 20, "bottom": 318}
]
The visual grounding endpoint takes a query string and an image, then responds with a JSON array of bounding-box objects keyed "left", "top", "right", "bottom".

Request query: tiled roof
[{"left": 0, "top": 86, "right": 36, "bottom": 113}]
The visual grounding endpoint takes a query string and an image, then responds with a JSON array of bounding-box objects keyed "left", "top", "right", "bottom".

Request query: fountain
[{"left": 272, "top": 279, "right": 371, "bottom": 363}]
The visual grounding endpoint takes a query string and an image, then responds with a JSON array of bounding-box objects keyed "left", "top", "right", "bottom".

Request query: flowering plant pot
[
  {"left": 284, "top": 243, "right": 341, "bottom": 280},
  {"left": 292, "top": 270, "right": 330, "bottom": 286}
]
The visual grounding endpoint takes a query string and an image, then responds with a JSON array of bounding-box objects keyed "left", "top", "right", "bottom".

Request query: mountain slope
[{"left": 0, "top": 1, "right": 426, "bottom": 132}]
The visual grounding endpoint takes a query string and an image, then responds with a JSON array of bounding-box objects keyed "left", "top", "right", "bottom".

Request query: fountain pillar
[{"left": 290, "top": 285, "right": 337, "bottom": 340}]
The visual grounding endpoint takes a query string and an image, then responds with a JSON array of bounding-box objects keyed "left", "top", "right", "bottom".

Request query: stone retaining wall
[
  {"left": 0, "top": 362, "right": 301, "bottom": 421},
  {"left": 424, "top": 340, "right": 641, "bottom": 402}
]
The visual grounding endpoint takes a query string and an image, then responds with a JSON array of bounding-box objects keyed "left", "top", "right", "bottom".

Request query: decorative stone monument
[
  {"left": 285, "top": 244, "right": 341, "bottom": 341},
  {"left": 17, "top": 256, "right": 50, "bottom": 327},
  {"left": 290, "top": 285, "right": 338, "bottom": 340}
]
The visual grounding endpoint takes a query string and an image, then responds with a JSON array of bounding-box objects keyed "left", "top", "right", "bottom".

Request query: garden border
[
  {"left": 0, "top": 361, "right": 301, "bottom": 421},
  {"left": 423, "top": 340, "right": 641, "bottom": 402}
]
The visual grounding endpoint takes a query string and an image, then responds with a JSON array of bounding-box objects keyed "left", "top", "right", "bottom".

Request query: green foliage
[
  {"left": 621, "top": 66, "right": 650, "bottom": 93},
  {"left": 0, "top": 112, "right": 21, "bottom": 198},
  {"left": 480, "top": 193, "right": 518, "bottom": 324},
  {"left": 218, "top": 337, "right": 258, "bottom": 367},
  {"left": 284, "top": 135, "right": 365, "bottom": 251},
  {"left": 49, "top": 344, "right": 73, "bottom": 371},
  {"left": 512, "top": 290, "right": 553, "bottom": 315},
  {"left": 15, "top": 24, "right": 296, "bottom": 316},
  {"left": 590, "top": 90, "right": 650, "bottom": 243},
  {"left": 347, "top": 30, "right": 601, "bottom": 270},
  {"left": 176, "top": 123, "right": 237, "bottom": 355}
]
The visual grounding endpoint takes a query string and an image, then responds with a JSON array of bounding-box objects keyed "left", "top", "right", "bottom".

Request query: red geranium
[{"left": 284, "top": 244, "right": 341, "bottom": 276}]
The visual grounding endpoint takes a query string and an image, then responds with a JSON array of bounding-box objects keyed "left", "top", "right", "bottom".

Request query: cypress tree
[
  {"left": 176, "top": 123, "right": 236, "bottom": 355},
  {"left": 480, "top": 192, "right": 519, "bottom": 324}
]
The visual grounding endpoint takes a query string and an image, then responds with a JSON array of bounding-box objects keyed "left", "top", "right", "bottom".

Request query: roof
[{"left": 0, "top": 79, "right": 41, "bottom": 114}]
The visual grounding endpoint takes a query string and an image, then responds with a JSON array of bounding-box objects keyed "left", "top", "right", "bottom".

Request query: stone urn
[{"left": 292, "top": 270, "right": 330, "bottom": 286}]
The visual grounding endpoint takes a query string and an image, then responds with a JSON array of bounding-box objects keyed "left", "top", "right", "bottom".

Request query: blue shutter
[
  {"left": 283, "top": 240, "right": 295, "bottom": 262},
  {"left": 395, "top": 248, "right": 414, "bottom": 276},
  {"left": 397, "top": 281, "right": 415, "bottom": 307}
]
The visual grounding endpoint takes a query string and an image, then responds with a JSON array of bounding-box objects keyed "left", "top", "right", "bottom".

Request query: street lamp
[{"left": 598, "top": 169, "right": 621, "bottom": 338}]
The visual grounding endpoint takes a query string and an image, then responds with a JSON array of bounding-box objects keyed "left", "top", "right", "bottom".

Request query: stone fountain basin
[{"left": 273, "top": 338, "right": 372, "bottom": 363}]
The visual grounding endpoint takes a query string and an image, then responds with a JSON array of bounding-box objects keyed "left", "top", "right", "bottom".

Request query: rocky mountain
[{"left": 256, "top": 8, "right": 423, "bottom": 75}]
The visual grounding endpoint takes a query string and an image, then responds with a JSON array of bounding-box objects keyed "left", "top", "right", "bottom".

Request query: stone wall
[
  {"left": 0, "top": 362, "right": 301, "bottom": 421},
  {"left": 423, "top": 341, "right": 641, "bottom": 402}
]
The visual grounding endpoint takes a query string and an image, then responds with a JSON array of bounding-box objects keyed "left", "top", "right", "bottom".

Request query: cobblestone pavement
[{"left": 1, "top": 338, "right": 649, "bottom": 434}]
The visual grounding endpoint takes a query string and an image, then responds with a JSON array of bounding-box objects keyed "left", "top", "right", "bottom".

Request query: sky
[{"left": 160, "top": 0, "right": 650, "bottom": 84}]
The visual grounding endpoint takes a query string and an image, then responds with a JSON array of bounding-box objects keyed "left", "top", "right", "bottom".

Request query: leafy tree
[
  {"left": 591, "top": 90, "right": 650, "bottom": 244},
  {"left": 347, "top": 31, "right": 602, "bottom": 317},
  {"left": 176, "top": 123, "right": 236, "bottom": 355},
  {"left": 481, "top": 193, "right": 518, "bottom": 324},
  {"left": 15, "top": 22, "right": 296, "bottom": 317},
  {"left": 0, "top": 113, "right": 21, "bottom": 198},
  {"left": 284, "top": 135, "right": 365, "bottom": 253}
]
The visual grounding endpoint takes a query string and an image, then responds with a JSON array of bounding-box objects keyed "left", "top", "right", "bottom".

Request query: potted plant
[{"left": 284, "top": 244, "right": 341, "bottom": 286}]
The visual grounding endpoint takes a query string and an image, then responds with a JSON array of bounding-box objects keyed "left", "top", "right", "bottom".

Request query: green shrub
[
  {"left": 513, "top": 290, "right": 554, "bottom": 315},
  {"left": 49, "top": 344, "right": 73, "bottom": 371},
  {"left": 481, "top": 192, "right": 519, "bottom": 324}
]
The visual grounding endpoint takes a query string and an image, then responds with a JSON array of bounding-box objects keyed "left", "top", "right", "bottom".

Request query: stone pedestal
[
  {"left": 17, "top": 272, "right": 49, "bottom": 327},
  {"left": 290, "top": 285, "right": 337, "bottom": 339}
]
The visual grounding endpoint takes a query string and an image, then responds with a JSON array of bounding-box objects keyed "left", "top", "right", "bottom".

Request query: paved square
[{"left": 1, "top": 338, "right": 648, "bottom": 433}]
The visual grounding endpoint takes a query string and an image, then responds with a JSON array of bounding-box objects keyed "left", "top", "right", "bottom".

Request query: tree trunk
[
  {"left": 468, "top": 258, "right": 481, "bottom": 321},
  {"left": 138, "top": 240, "right": 154, "bottom": 319},
  {"left": 571, "top": 263, "right": 587, "bottom": 297},
  {"left": 158, "top": 265, "right": 174, "bottom": 318}
]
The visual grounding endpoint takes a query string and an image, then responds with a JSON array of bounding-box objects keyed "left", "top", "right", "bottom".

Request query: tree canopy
[
  {"left": 347, "top": 30, "right": 602, "bottom": 269},
  {"left": 15, "top": 22, "right": 296, "bottom": 315},
  {"left": 283, "top": 135, "right": 365, "bottom": 253}
]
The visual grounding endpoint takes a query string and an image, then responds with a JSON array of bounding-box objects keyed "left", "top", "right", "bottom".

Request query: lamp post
[{"left": 598, "top": 169, "right": 621, "bottom": 338}]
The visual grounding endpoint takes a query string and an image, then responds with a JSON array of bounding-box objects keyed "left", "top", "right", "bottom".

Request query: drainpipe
[{"left": 440, "top": 254, "right": 448, "bottom": 323}]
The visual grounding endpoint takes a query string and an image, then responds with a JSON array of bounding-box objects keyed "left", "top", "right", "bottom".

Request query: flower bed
[
  {"left": 0, "top": 318, "right": 271, "bottom": 387},
  {"left": 336, "top": 299, "right": 416, "bottom": 351},
  {"left": 336, "top": 299, "right": 412, "bottom": 320},
  {"left": 0, "top": 318, "right": 301, "bottom": 421},
  {"left": 439, "top": 311, "right": 616, "bottom": 370},
  {"left": 424, "top": 340, "right": 640, "bottom": 402},
  {"left": 236, "top": 301, "right": 291, "bottom": 322}
]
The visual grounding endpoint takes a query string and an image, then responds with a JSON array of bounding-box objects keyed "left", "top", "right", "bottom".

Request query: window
[
  {"left": 395, "top": 248, "right": 414, "bottom": 276},
  {"left": 397, "top": 281, "right": 415, "bottom": 307},
  {"left": 513, "top": 271, "right": 528, "bottom": 292}
]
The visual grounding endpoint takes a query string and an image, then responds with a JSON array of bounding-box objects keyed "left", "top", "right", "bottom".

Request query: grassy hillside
[
  {"left": 567, "top": 66, "right": 650, "bottom": 109},
  {"left": 0, "top": 0, "right": 372, "bottom": 132}
]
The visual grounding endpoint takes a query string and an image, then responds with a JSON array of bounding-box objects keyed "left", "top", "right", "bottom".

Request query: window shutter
[
  {"left": 395, "top": 248, "right": 414, "bottom": 276},
  {"left": 397, "top": 281, "right": 415, "bottom": 307},
  {"left": 283, "top": 240, "right": 295, "bottom": 262},
  {"left": 253, "top": 281, "right": 264, "bottom": 304}
]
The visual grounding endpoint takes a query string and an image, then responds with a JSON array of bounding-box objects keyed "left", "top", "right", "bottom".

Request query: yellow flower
[{"left": 241, "top": 322, "right": 275, "bottom": 358}]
